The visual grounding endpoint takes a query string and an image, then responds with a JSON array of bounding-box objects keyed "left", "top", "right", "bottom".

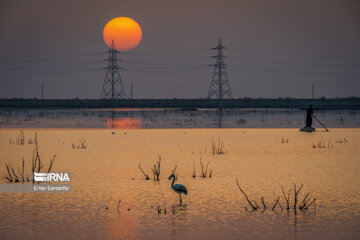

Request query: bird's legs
[{"left": 179, "top": 194, "right": 182, "bottom": 206}]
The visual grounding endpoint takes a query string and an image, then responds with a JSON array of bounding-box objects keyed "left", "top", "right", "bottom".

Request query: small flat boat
[{"left": 300, "top": 127, "right": 316, "bottom": 132}]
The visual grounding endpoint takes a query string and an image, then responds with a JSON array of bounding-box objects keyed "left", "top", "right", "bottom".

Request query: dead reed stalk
[
  {"left": 236, "top": 179, "right": 258, "bottom": 210},
  {"left": 261, "top": 197, "right": 267, "bottom": 209},
  {"left": 293, "top": 184, "right": 303, "bottom": 210},
  {"left": 209, "top": 169, "right": 214, "bottom": 178},
  {"left": 151, "top": 156, "right": 161, "bottom": 181},
  {"left": 211, "top": 137, "right": 225, "bottom": 154},
  {"left": 138, "top": 163, "right": 150, "bottom": 180},
  {"left": 47, "top": 155, "right": 56, "bottom": 173},
  {"left": 4, "top": 163, "right": 13, "bottom": 182},
  {"left": 236, "top": 182, "right": 316, "bottom": 213},
  {"left": 304, "top": 198, "right": 316, "bottom": 210},
  {"left": 151, "top": 205, "right": 162, "bottom": 214},
  {"left": 18, "top": 158, "right": 25, "bottom": 182},
  {"left": 4, "top": 133, "right": 56, "bottom": 183},
  {"left": 281, "top": 186, "right": 291, "bottom": 210},
  {"left": 16, "top": 130, "right": 25, "bottom": 145},
  {"left": 200, "top": 158, "right": 209, "bottom": 178},
  {"left": 11, "top": 166, "right": 19, "bottom": 182},
  {"left": 170, "top": 165, "right": 178, "bottom": 180},
  {"left": 271, "top": 197, "right": 280, "bottom": 211}
]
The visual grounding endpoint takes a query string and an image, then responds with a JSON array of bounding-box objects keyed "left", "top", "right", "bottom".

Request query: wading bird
[{"left": 168, "top": 174, "right": 187, "bottom": 205}]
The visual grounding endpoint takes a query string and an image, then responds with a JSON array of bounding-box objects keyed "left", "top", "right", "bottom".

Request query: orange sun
[{"left": 103, "top": 17, "right": 142, "bottom": 51}]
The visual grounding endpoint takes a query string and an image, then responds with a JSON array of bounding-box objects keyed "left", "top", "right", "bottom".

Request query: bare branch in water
[
  {"left": 170, "top": 165, "right": 177, "bottom": 179},
  {"left": 47, "top": 155, "right": 56, "bottom": 173},
  {"left": 151, "top": 205, "right": 161, "bottom": 214},
  {"left": 254, "top": 201, "right": 261, "bottom": 209},
  {"left": 261, "top": 197, "right": 267, "bottom": 209},
  {"left": 271, "top": 197, "right": 280, "bottom": 211},
  {"left": 281, "top": 186, "right": 291, "bottom": 210},
  {"left": 209, "top": 169, "right": 214, "bottom": 178},
  {"left": 200, "top": 158, "right": 209, "bottom": 178},
  {"left": 294, "top": 184, "right": 303, "bottom": 210},
  {"left": 235, "top": 179, "right": 258, "bottom": 210},
  {"left": 151, "top": 156, "right": 161, "bottom": 181},
  {"left": 304, "top": 198, "right": 316, "bottom": 210},
  {"left": 299, "top": 192, "right": 310, "bottom": 210},
  {"left": 278, "top": 202, "right": 283, "bottom": 211},
  {"left": 171, "top": 165, "right": 177, "bottom": 175},
  {"left": 17, "top": 158, "right": 25, "bottom": 182},
  {"left": 11, "top": 166, "right": 19, "bottom": 182},
  {"left": 4, "top": 163, "right": 13, "bottom": 182},
  {"left": 138, "top": 163, "right": 150, "bottom": 180}
]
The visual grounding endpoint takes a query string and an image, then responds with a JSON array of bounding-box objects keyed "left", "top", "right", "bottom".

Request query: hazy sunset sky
[{"left": 0, "top": 0, "right": 359, "bottom": 99}]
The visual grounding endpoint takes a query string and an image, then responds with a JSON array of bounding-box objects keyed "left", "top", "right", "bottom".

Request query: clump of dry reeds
[
  {"left": 151, "top": 156, "right": 161, "bottom": 181},
  {"left": 335, "top": 137, "right": 348, "bottom": 143},
  {"left": 17, "top": 130, "right": 25, "bottom": 145},
  {"left": 138, "top": 155, "right": 162, "bottom": 181},
  {"left": 199, "top": 158, "right": 213, "bottom": 178},
  {"left": 4, "top": 133, "right": 56, "bottom": 183},
  {"left": 151, "top": 203, "right": 167, "bottom": 215},
  {"left": 170, "top": 165, "right": 178, "bottom": 180},
  {"left": 8, "top": 130, "right": 24, "bottom": 145},
  {"left": 138, "top": 163, "right": 150, "bottom": 180},
  {"left": 236, "top": 180, "right": 316, "bottom": 214},
  {"left": 9, "top": 130, "right": 39, "bottom": 145},
  {"left": 312, "top": 137, "right": 332, "bottom": 148},
  {"left": 211, "top": 137, "right": 225, "bottom": 154},
  {"left": 72, "top": 139, "right": 87, "bottom": 149}
]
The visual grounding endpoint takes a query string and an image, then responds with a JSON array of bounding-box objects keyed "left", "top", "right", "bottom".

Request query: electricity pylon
[
  {"left": 100, "top": 40, "right": 127, "bottom": 100},
  {"left": 207, "top": 39, "right": 232, "bottom": 100}
]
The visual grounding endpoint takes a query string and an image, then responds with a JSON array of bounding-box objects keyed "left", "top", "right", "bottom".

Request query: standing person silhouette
[{"left": 305, "top": 105, "right": 313, "bottom": 127}]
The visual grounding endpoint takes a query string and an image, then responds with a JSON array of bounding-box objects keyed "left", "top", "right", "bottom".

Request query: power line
[
  {"left": 227, "top": 56, "right": 360, "bottom": 68},
  {"left": 230, "top": 64, "right": 360, "bottom": 77},
  {"left": 229, "top": 47, "right": 360, "bottom": 59}
]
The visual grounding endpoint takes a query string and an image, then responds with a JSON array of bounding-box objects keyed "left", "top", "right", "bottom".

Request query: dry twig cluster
[
  {"left": 138, "top": 155, "right": 162, "bottom": 181},
  {"left": 72, "top": 139, "right": 87, "bottom": 149},
  {"left": 211, "top": 138, "right": 225, "bottom": 155},
  {"left": 236, "top": 179, "right": 316, "bottom": 213},
  {"left": 4, "top": 133, "right": 56, "bottom": 183}
]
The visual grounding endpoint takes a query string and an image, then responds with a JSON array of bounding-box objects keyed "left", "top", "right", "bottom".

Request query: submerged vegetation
[
  {"left": 312, "top": 137, "right": 333, "bottom": 149},
  {"left": 72, "top": 139, "right": 87, "bottom": 149},
  {"left": 151, "top": 156, "right": 161, "bottom": 181},
  {"left": 199, "top": 158, "right": 213, "bottom": 178},
  {"left": 236, "top": 179, "right": 316, "bottom": 214},
  {"left": 9, "top": 130, "right": 38, "bottom": 145},
  {"left": 335, "top": 137, "right": 348, "bottom": 143},
  {"left": 211, "top": 137, "right": 225, "bottom": 155},
  {"left": 4, "top": 133, "right": 56, "bottom": 183},
  {"left": 138, "top": 155, "right": 162, "bottom": 181}
]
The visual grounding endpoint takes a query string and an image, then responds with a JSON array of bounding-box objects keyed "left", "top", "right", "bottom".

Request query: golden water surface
[{"left": 0, "top": 128, "right": 359, "bottom": 240}]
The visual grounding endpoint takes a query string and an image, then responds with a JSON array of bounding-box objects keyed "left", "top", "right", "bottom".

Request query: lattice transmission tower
[
  {"left": 100, "top": 40, "right": 127, "bottom": 100},
  {"left": 207, "top": 39, "right": 232, "bottom": 99}
]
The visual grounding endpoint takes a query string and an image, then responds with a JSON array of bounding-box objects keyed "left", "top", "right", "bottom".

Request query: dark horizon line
[
  {"left": 1, "top": 97, "right": 359, "bottom": 110},
  {"left": 1, "top": 96, "right": 360, "bottom": 100}
]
